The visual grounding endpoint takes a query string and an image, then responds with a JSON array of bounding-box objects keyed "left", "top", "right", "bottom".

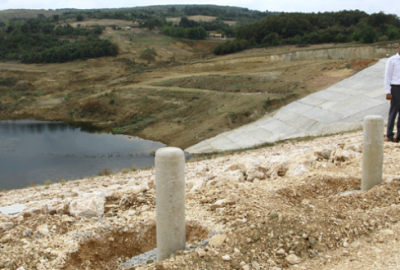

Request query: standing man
[{"left": 385, "top": 43, "right": 400, "bottom": 142}]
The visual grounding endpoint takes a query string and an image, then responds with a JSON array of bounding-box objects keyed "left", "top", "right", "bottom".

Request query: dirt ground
[
  {"left": 0, "top": 19, "right": 377, "bottom": 149},
  {"left": 2, "top": 129, "right": 400, "bottom": 270}
]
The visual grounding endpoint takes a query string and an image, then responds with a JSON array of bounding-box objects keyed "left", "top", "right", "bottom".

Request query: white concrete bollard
[
  {"left": 361, "top": 115, "right": 384, "bottom": 191},
  {"left": 155, "top": 147, "right": 186, "bottom": 261}
]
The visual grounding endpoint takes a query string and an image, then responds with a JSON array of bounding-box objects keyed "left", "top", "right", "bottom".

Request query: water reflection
[
  {"left": 0, "top": 120, "right": 166, "bottom": 190},
  {"left": 0, "top": 121, "right": 77, "bottom": 135}
]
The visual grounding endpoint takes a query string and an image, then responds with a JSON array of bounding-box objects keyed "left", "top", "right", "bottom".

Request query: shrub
[
  {"left": 140, "top": 48, "right": 157, "bottom": 61},
  {"left": 64, "top": 93, "right": 72, "bottom": 101},
  {"left": 262, "top": 32, "right": 281, "bottom": 46},
  {"left": 76, "top": 14, "right": 84, "bottom": 21},
  {"left": 387, "top": 27, "right": 400, "bottom": 41},
  {"left": 121, "top": 168, "right": 130, "bottom": 174},
  {"left": 0, "top": 77, "right": 17, "bottom": 87},
  {"left": 44, "top": 179, "right": 52, "bottom": 186},
  {"left": 57, "top": 178, "right": 68, "bottom": 185},
  {"left": 353, "top": 26, "right": 378, "bottom": 43},
  {"left": 80, "top": 99, "right": 101, "bottom": 114}
]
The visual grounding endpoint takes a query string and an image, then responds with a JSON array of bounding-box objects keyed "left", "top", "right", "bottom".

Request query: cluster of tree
[
  {"left": 141, "top": 17, "right": 167, "bottom": 30},
  {"left": 161, "top": 25, "right": 208, "bottom": 39},
  {"left": 57, "top": 5, "right": 278, "bottom": 26},
  {"left": 181, "top": 6, "right": 278, "bottom": 23},
  {"left": 1, "top": 5, "right": 279, "bottom": 42},
  {"left": 387, "top": 27, "right": 400, "bottom": 41},
  {"left": 154, "top": 16, "right": 236, "bottom": 39},
  {"left": 212, "top": 39, "right": 250, "bottom": 55},
  {"left": 0, "top": 16, "right": 118, "bottom": 63},
  {"left": 213, "top": 11, "right": 400, "bottom": 55},
  {"left": 178, "top": 17, "right": 235, "bottom": 36},
  {"left": 61, "top": 9, "right": 155, "bottom": 21},
  {"left": 19, "top": 37, "right": 118, "bottom": 63}
]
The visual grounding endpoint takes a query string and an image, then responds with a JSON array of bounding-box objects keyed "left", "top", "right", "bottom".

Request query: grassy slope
[{"left": 0, "top": 19, "right": 377, "bottom": 148}]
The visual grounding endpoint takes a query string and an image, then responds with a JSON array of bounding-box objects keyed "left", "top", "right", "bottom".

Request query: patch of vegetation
[
  {"left": 57, "top": 178, "right": 68, "bottom": 185},
  {"left": 129, "top": 34, "right": 178, "bottom": 45},
  {"left": 44, "top": 179, "right": 52, "bottom": 186},
  {"left": 214, "top": 10, "right": 400, "bottom": 55},
  {"left": 161, "top": 25, "right": 208, "bottom": 39},
  {"left": 264, "top": 97, "right": 271, "bottom": 111},
  {"left": 0, "top": 16, "right": 118, "bottom": 63},
  {"left": 68, "top": 108, "right": 78, "bottom": 118},
  {"left": 80, "top": 99, "right": 100, "bottom": 114},
  {"left": 153, "top": 74, "right": 294, "bottom": 94},
  {"left": 140, "top": 48, "right": 157, "bottom": 61},
  {"left": 0, "top": 77, "right": 18, "bottom": 87},
  {"left": 32, "top": 90, "right": 47, "bottom": 97},
  {"left": 98, "top": 167, "right": 111, "bottom": 176},
  {"left": 64, "top": 93, "right": 72, "bottom": 101},
  {"left": 8, "top": 91, "right": 22, "bottom": 99},
  {"left": 132, "top": 63, "right": 154, "bottom": 73},
  {"left": 56, "top": 5, "right": 277, "bottom": 29},
  {"left": 121, "top": 168, "right": 130, "bottom": 174}
]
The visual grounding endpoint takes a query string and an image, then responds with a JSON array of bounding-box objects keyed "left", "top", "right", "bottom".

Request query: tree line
[
  {"left": 58, "top": 5, "right": 278, "bottom": 40},
  {"left": 0, "top": 16, "right": 118, "bottom": 63},
  {"left": 213, "top": 10, "right": 400, "bottom": 55},
  {"left": 59, "top": 5, "right": 278, "bottom": 26},
  {"left": 159, "top": 17, "right": 236, "bottom": 39},
  {"left": 161, "top": 25, "right": 208, "bottom": 39}
]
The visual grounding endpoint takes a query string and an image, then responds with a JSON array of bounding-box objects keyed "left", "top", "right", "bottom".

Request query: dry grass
[
  {"left": 166, "top": 15, "right": 237, "bottom": 25},
  {"left": 44, "top": 179, "right": 52, "bottom": 186},
  {"left": 121, "top": 168, "right": 130, "bottom": 174}
]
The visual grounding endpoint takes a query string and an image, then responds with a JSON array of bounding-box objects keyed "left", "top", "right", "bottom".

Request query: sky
[{"left": 0, "top": 0, "right": 399, "bottom": 16}]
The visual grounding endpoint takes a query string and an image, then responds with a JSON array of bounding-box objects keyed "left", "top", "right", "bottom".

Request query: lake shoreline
[{"left": 0, "top": 119, "right": 165, "bottom": 190}]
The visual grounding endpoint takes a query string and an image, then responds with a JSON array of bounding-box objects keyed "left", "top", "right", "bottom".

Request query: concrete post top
[
  {"left": 364, "top": 115, "right": 384, "bottom": 122},
  {"left": 156, "top": 147, "right": 184, "bottom": 159}
]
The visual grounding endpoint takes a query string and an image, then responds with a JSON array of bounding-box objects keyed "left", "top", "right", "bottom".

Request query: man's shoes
[{"left": 385, "top": 137, "right": 399, "bottom": 143}]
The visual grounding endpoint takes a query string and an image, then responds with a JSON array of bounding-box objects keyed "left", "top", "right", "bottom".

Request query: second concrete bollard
[
  {"left": 361, "top": 115, "right": 384, "bottom": 191},
  {"left": 155, "top": 147, "right": 186, "bottom": 261}
]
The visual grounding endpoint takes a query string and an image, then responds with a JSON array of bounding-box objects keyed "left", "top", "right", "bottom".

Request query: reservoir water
[{"left": 0, "top": 120, "right": 166, "bottom": 190}]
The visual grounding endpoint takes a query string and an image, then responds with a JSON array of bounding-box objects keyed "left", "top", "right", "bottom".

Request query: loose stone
[
  {"left": 222, "top": 254, "right": 231, "bottom": 261},
  {"left": 285, "top": 254, "right": 301, "bottom": 265}
]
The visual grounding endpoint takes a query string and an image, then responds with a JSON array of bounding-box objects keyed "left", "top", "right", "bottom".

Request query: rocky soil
[{"left": 2, "top": 129, "right": 400, "bottom": 270}]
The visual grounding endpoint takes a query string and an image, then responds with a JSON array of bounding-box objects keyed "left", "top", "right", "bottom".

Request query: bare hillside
[{"left": 0, "top": 20, "right": 381, "bottom": 148}]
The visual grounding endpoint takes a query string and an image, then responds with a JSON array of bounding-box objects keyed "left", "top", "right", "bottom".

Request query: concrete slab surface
[
  {"left": 0, "top": 204, "right": 26, "bottom": 215},
  {"left": 185, "top": 59, "right": 390, "bottom": 153}
]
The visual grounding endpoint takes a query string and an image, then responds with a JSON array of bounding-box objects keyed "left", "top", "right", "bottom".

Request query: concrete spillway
[{"left": 185, "top": 58, "right": 389, "bottom": 154}]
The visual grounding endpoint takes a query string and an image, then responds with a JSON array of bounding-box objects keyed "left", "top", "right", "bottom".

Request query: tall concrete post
[
  {"left": 155, "top": 147, "right": 186, "bottom": 261},
  {"left": 361, "top": 115, "right": 384, "bottom": 191}
]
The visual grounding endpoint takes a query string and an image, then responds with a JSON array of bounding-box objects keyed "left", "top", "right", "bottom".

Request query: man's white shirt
[{"left": 385, "top": 53, "right": 400, "bottom": 94}]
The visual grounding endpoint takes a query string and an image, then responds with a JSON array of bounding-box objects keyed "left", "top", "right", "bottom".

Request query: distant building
[{"left": 209, "top": 33, "right": 223, "bottom": 39}]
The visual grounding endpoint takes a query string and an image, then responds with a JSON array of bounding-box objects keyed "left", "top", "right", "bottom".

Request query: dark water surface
[{"left": 0, "top": 120, "right": 166, "bottom": 190}]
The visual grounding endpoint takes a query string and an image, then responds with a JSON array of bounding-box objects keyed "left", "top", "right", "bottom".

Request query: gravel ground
[{"left": 120, "top": 231, "right": 217, "bottom": 268}]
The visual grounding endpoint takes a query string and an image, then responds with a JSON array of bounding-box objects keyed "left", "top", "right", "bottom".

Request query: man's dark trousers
[{"left": 387, "top": 85, "right": 400, "bottom": 140}]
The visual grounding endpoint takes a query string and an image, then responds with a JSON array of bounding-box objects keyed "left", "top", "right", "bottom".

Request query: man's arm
[{"left": 385, "top": 58, "right": 394, "bottom": 98}]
